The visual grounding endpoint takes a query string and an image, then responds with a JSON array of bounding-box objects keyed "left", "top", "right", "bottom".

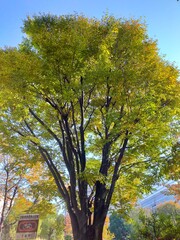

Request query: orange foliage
[
  {"left": 64, "top": 214, "right": 72, "bottom": 236},
  {"left": 168, "top": 183, "right": 180, "bottom": 201}
]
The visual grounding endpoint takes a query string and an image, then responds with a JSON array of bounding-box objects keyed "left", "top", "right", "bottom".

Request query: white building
[{"left": 138, "top": 180, "right": 176, "bottom": 209}]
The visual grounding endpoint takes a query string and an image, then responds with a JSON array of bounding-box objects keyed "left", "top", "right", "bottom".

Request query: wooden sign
[{"left": 16, "top": 214, "right": 39, "bottom": 239}]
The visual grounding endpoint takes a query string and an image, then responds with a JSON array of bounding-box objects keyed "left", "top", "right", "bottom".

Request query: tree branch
[{"left": 105, "top": 131, "right": 129, "bottom": 209}]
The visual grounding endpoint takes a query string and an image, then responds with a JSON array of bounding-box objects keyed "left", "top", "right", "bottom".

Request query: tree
[
  {"left": 64, "top": 214, "right": 73, "bottom": 238},
  {"left": 2, "top": 195, "right": 32, "bottom": 240},
  {"left": 39, "top": 213, "right": 64, "bottom": 240},
  {"left": 109, "top": 212, "right": 131, "bottom": 240},
  {"left": 0, "top": 154, "right": 58, "bottom": 239},
  {"left": 102, "top": 216, "right": 114, "bottom": 240},
  {"left": 22, "top": 161, "right": 61, "bottom": 218},
  {"left": 167, "top": 182, "right": 180, "bottom": 201},
  {"left": 0, "top": 14, "right": 179, "bottom": 240},
  {"left": 157, "top": 201, "right": 180, "bottom": 239},
  {"left": 0, "top": 155, "right": 22, "bottom": 239},
  {"left": 130, "top": 208, "right": 160, "bottom": 240},
  {"left": 130, "top": 202, "right": 180, "bottom": 240}
]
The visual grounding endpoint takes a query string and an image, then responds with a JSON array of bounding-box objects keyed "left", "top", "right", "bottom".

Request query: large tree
[{"left": 0, "top": 14, "right": 179, "bottom": 240}]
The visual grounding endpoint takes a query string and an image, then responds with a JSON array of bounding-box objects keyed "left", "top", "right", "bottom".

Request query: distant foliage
[
  {"left": 109, "top": 212, "right": 132, "bottom": 239},
  {"left": 130, "top": 202, "right": 180, "bottom": 240},
  {"left": 39, "top": 213, "right": 64, "bottom": 240}
]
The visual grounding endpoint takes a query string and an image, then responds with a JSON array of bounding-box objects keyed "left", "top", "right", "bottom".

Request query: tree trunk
[
  {"left": 67, "top": 180, "right": 108, "bottom": 240},
  {"left": 88, "top": 224, "right": 104, "bottom": 240},
  {"left": 69, "top": 212, "right": 105, "bottom": 240},
  {"left": 72, "top": 225, "right": 104, "bottom": 240}
]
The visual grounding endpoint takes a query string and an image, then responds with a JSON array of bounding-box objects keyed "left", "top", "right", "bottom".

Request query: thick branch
[
  {"left": 38, "top": 146, "right": 70, "bottom": 201},
  {"left": 28, "top": 108, "right": 74, "bottom": 175},
  {"left": 23, "top": 120, "right": 71, "bottom": 204},
  {"left": 79, "top": 76, "right": 86, "bottom": 172},
  {"left": 105, "top": 132, "right": 129, "bottom": 209}
]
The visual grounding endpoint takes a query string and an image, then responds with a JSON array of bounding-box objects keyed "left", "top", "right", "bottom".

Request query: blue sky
[{"left": 0, "top": 0, "right": 180, "bottom": 67}]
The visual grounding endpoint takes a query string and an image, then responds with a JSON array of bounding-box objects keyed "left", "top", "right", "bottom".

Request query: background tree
[
  {"left": 0, "top": 155, "right": 22, "bottom": 239},
  {"left": 109, "top": 212, "right": 131, "bottom": 240},
  {"left": 2, "top": 195, "right": 32, "bottom": 240},
  {"left": 167, "top": 182, "right": 180, "bottom": 201},
  {"left": 130, "top": 202, "right": 180, "bottom": 240},
  {"left": 102, "top": 216, "right": 114, "bottom": 240},
  {"left": 22, "top": 161, "right": 61, "bottom": 218},
  {"left": 0, "top": 14, "right": 179, "bottom": 240},
  {"left": 64, "top": 214, "right": 73, "bottom": 239},
  {"left": 0, "top": 153, "right": 58, "bottom": 239},
  {"left": 157, "top": 201, "right": 180, "bottom": 239},
  {"left": 39, "top": 213, "right": 64, "bottom": 240}
]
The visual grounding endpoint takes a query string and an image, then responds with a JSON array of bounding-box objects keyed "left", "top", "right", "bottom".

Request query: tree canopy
[{"left": 0, "top": 14, "right": 179, "bottom": 240}]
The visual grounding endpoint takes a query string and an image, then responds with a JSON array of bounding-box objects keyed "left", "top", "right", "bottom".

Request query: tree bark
[
  {"left": 72, "top": 225, "right": 104, "bottom": 240},
  {"left": 68, "top": 207, "right": 106, "bottom": 240}
]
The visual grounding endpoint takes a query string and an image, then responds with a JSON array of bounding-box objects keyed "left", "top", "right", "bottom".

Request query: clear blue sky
[{"left": 0, "top": 0, "right": 180, "bottom": 67}]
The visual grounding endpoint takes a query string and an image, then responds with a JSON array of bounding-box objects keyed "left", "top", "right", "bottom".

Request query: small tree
[
  {"left": 0, "top": 155, "right": 22, "bottom": 239},
  {"left": 3, "top": 195, "right": 33, "bottom": 240},
  {"left": 109, "top": 213, "right": 131, "bottom": 240},
  {"left": 39, "top": 213, "right": 64, "bottom": 240}
]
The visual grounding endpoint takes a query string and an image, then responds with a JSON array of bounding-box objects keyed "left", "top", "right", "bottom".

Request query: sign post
[{"left": 16, "top": 214, "right": 39, "bottom": 239}]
